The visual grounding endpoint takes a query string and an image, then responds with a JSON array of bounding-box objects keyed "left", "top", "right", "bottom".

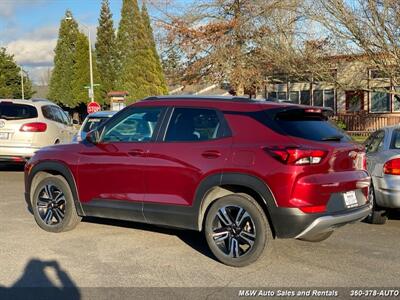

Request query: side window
[
  {"left": 56, "top": 107, "right": 70, "bottom": 125},
  {"left": 367, "top": 131, "right": 385, "bottom": 153},
  {"left": 390, "top": 130, "right": 400, "bottom": 149},
  {"left": 165, "top": 108, "right": 223, "bottom": 142},
  {"left": 52, "top": 107, "right": 67, "bottom": 124},
  {"left": 42, "top": 106, "right": 56, "bottom": 122},
  {"left": 102, "top": 107, "right": 162, "bottom": 143}
]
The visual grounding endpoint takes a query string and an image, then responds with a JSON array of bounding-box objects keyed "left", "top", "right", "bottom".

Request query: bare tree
[
  {"left": 307, "top": 0, "right": 400, "bottom": 89},
  {"left": 155, "top": 0, "right": 303, "bottom": 96}
]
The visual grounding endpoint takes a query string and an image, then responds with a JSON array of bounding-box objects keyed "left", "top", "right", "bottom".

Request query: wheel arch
[
  {"left": 27, "top": 161, "right": 84, "bottom": 216},
  {"left": 194, "top": 173, "right": 277, "bottom": 236}
]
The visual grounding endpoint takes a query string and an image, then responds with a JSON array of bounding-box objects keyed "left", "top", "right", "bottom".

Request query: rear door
[{"left": 0, "top": 101, "right": 38, "bottom": 147}]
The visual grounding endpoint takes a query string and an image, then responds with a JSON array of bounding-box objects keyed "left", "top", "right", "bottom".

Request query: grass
[{"left": 349, "top": 134, "right": 367, "bottom": 144}]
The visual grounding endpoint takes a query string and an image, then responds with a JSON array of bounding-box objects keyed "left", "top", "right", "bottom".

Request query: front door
[{"left": 76, "top": 106, "right": 164, "bottom": 221}]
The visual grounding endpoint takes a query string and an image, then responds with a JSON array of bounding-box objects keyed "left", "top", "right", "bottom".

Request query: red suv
[{"left": 25, "top": 96, "right": 371, "bottom": 267}]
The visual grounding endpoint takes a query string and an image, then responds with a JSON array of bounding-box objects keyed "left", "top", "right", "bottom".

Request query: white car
[
  {"left": 72, "top": 110, "right": 116, "bottom": 143},
  {"left": 0, "top": 98, "right": 77, "bottom": 163}
]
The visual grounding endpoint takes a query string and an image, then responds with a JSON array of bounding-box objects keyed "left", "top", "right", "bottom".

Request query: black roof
[{"left": 143, "top": 95, "right": 257, "bottom": 103}]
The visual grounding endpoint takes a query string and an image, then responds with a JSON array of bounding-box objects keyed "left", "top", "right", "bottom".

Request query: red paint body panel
[{"left": 26, "top": 98, "right": 370, "bottom": 214}]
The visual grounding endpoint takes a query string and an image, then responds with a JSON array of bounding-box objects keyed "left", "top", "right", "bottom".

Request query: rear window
[
  {"left": 82, "top": 117, "right": 110, "bottom": 133},
  {"left": 265, "top": 108, "right": 351, "bottom": 142},
  {"left": 0, "top": 102, "right": 38, "bottom": 120}
]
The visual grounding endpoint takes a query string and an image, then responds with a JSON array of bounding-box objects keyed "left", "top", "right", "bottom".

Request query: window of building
[
  {"left": 324, "top": 89, "right": 335, "bottom": 110},
  {"left": 370, "top": 89, "right": 390, "bottom": 113},
  {"left": 300, "top": 90, "right": 311, "bottom": 105},
  {"left": 313, "top": 90, "right": 323, "bottom": 107},
  {"left": 345, "top": 91, "right": 364, "bottom": 112},
  {"left": 277, "top": 92, "right": 287, "bottom": 101},
  {"left": 393, "top": 87, "right": 400, "bottom": 112},
  {"left": 268, "top": 91, "right": 277, "bottom": 100},
  {"left": 289, "top": 91, "right": 300, "bottom": 103}
]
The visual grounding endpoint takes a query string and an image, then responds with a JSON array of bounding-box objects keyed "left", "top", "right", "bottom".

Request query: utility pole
[{"left": 20, "top": 67, "right": 25, "bottom": 100}]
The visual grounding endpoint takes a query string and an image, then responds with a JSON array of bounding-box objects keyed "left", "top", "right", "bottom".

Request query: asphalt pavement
[{"left": 0, "top": 164, "right": 399, "bottom": 297}]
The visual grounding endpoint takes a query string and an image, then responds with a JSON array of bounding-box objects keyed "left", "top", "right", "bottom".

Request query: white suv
[{"left": 0, "top": 99, "right": 76, "bottom": 163}]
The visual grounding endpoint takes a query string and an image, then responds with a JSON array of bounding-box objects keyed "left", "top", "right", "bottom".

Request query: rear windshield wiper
[{"left": 321, "top": 135, "right": 343, "bottom": 141}]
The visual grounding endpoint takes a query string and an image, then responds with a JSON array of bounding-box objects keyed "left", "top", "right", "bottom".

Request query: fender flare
[
  {"left": 193, "top": 172, "right": 278, "bottom": 230},
  {"left": 27, "top": 161, "right": 85, "bottom": 216}
]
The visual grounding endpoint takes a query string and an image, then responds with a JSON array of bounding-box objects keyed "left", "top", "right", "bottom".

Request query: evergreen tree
[
  {"left": 116, "top": 0, "right": 167, "bottom": 103},
  {"left": 96, "top": 0, "right": 117, "bottom": 99},
  {"left": 71, "top": 33, "right": 102, "bottom": 107},
  {"left": 48, "top": 10, "right": 79, "bottom": 106},
  {"left": 0, "top": 48, "right": 34, "bottom": 99},
  {"left": 141, "top": 2, "right": 168, "bottom": 94}
]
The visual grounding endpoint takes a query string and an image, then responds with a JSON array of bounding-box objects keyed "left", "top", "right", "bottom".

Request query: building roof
[{"left": 107, "top": 91, "right": 129, "bottom": 97}]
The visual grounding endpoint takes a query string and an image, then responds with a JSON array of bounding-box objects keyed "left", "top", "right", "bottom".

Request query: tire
[
  {"left": 364, "top": 184, "right": 387, "bottom": 225},
  {"left": 204, "top": 193, "right": 273, "bottom": 267},
  {"left": 32, "top": 174, "right": 81, "bottom": 233}
]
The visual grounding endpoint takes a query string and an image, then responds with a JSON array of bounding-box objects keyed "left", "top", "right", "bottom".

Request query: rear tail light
[
  {"left": 265, "top": 147, "right": 327, "bottom": 165},
  {"left": 20, "top": 122, "right": 47, "bottom": 132},
  {"left": 383, "top": 158, "right": 400, "bottom": 175},
  {"left": 299, "top": 205, "right": 326, "bottom": 213}
]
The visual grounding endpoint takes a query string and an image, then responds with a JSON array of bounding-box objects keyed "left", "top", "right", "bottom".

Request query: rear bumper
[
  {"left": 374, "top": 176, "right": 400, "bottom": 208},
  {"left": 295, "top": 204, "right": 371, "bottom": 240},
  {"left": 0, "top": 145, "right": 40, "bottom": 161}
]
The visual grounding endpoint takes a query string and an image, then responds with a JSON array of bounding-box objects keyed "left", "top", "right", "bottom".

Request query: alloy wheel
[
  {"left": 36, "top": 184, "right": 66, "bottom": 225},
  {"left": 211, "top": 205, "right": 256, "bottom": 258}
]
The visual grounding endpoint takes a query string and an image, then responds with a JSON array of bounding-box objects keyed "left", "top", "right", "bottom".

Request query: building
[{"left": 264, "top": 54, "right": 400, "bottom": 132}]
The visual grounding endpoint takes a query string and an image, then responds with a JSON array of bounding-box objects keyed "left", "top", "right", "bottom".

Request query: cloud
[
  {"left": 0, "top": 0, "right": 48, "bottom": 18},
  {"left": 6, "top": 38, "right": 56, "bottom": 67}
]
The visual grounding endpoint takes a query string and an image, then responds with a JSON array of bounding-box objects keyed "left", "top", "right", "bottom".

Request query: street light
[{"left": 65, "top": 16, "right": 95, "bottom": 103}]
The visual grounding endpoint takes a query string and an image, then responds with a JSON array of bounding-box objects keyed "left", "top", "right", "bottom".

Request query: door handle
[
  {"left": 201, "top": 150, "right": 221, "bottom": 159},
  {"left": 128, "top": 149, "right": 145, "bottom": 157}
]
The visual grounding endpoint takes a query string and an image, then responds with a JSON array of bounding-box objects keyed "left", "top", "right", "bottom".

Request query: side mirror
[
  {"left": 72, "top": 119, "right": 79, "bottom": 125},
  {"left": 85, "top": 130, "right": 99, "bottom": 144}
]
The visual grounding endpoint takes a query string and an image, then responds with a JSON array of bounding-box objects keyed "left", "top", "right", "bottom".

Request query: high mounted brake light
[{"left": 266, "top": 147, "right": 327, "bottom": 165}]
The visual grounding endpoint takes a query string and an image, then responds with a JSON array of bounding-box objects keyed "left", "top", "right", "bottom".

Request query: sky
[{"left": 0, "top": 0, "right": 183, "bottom": 84}]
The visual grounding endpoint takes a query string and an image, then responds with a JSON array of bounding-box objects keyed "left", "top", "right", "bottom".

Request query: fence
[{"left": 332, "top": 114, "right": 400, "bottom": 135}]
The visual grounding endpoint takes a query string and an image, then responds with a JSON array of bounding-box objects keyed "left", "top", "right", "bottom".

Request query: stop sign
[{"left": 87, "top": 101, "right": 101, "bottom": 114}]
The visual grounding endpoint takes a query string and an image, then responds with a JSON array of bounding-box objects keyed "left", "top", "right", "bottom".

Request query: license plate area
[
  {"left": 0, "top": 132, "right": 9, "bottom": 140},
  {"left": 343, "top": 190, "right": 358, "bottom": 208}
]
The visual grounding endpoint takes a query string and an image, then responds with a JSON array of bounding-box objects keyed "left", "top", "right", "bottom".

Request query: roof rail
[
  {"left": 30, "top": 98, "right": 53, "bottom": 103},
  {"left": 143, "top": 95, "right": 254, "bottom": 102}
]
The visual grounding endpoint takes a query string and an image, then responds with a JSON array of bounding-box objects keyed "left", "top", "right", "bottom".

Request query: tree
[
  {"left": 141, "top": 1, "right": 168, "bottom": 94},
  {"left": 307, "top": 0, "right": 400, "bottom": 87},
  {"left": 96, "top": 0, "right": 117, "bottom": 99},
  {"left": 116, "top": 0, "right": 168, "bottom": 103},
  {"left": 48, "top": 10, "right": 79, "bottom": 106},
  {"left": 71, "top": 32, "right": 102, "bottom": 107},
  {"left": 0, "top": 48, "right": 34, "bottom": 99},
  {"left": 159, "top": 0, "right": 302, "bottom": 96}
]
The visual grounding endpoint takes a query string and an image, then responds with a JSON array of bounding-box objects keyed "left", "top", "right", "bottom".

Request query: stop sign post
[{"left": 87, "top": 101, "right": 101, "bottom": 114}]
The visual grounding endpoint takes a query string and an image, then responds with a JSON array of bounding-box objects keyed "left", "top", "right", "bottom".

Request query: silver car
[
  {"left": 364, "top": 125, "right": 400, "bottom": 224},
  {"left": 0, "top": 99, "right": 76, "bottom": 163},
  {"left": 72, "top": 111, "right": 116, "bottom": 143}
]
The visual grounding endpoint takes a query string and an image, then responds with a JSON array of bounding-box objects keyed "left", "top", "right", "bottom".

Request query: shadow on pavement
[
  {"left": 0, "top": 259, "right": 80, "bottom": 300},
  {"left": 0, "top": 163, "right": 25, "bottom": 172},
  {"left": 83, "top": 216, "right": 215, "bottom": 261},
  {"left": 388, "top": 209, "right": 400, "bottom": 220}
]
